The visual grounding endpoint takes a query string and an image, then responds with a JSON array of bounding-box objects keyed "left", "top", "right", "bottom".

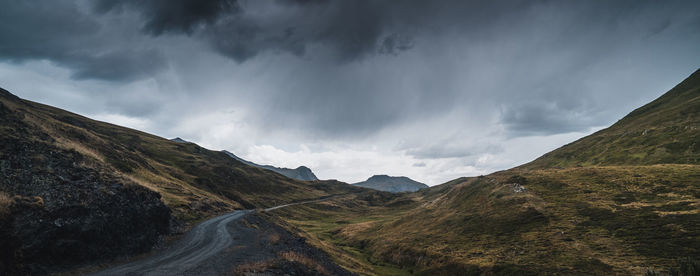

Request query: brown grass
[
  {"left": 268, "top": 232, "right": 281, "bottom": 245},
  {"left": 0, "top": 192, "right": 12, "bottom": 218},
  {"left": 21, "top": 110, "right": 106, "bottom": 163},
  {"left": 278, "top": 251, "right": 330, "bottom": 275},
  {"left": 54, "top": 137, "right": 105, "bottom": 162},
  {"left": 269, "top": 165, "right": 699, "bottom": 275}
]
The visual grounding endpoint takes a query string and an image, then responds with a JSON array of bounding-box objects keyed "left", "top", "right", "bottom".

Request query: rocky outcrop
[
  {"left": 285, "top": 166, "right": 317, "bottom": 181},
  {"left": 0, "top": 99, "right": 172, "bottom": 274}
]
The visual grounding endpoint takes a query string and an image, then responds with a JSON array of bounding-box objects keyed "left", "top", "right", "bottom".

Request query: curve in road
[
  {"left": 93, "top": 196, "right": 347, "bottom": 276},
  {"left": 92, "top": 210, "right": 252, "bottom": 276}
]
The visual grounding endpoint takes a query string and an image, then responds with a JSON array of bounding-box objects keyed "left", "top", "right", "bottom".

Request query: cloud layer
[{"left": 1, "top": 0, "right": 699, "bottom": 184}]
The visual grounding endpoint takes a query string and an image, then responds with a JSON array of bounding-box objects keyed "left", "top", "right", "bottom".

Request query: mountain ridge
[
  {"left": 352, "top": 174, "right": 428, "bottom": 193},
  {"left": 0, "top": 87, "right": 357, "bottom": 274},
  {"left": 221, "top": 150, "right": 319, "bottom": 181}
]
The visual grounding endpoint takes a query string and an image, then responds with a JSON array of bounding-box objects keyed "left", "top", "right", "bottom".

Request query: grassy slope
[
  {"left": 273, "top": 166, "right": 699, "bottom": 275},
  {"left": 523, "top": 69, "right": 699, "bottom": 169},
  {"left": 0, "top": 88, "right": 359, "bottom": 223},
  {"left": 270, "top": 69, "right": 700, "bottom": 275}
]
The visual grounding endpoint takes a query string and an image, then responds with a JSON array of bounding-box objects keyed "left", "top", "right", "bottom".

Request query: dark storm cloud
[
  {"left": 247, "top": 0, "right": 693, "bottom": 137},
  {"left": 2, "top": 0, "right": 700, "bottom": 140},
  {"left": 205, "top": 17, "right": 307, "bottom": 62},
  {"left": 194, "top": 0, "right": 418, "bottom": 62},
  {"left": 2, "top": 0, "right": 699, "bottom": 184},
  {"left": 0, "top": 0, "right": 166, "bottom": 82},
  {"left": 0, "top": 0, "right": 555, "bottom": 82},
  {"left": 93, "top": 0, "right": 242, "bottom": 35},
  {"left": 93, "top": 0, "right": 429, "bottom": 62}
]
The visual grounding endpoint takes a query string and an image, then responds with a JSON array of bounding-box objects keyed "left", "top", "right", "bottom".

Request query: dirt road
[{"left": 92, "top": 196, "right": 350, "bottom": 275}]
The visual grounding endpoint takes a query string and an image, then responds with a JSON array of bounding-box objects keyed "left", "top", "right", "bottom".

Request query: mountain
[
  {"left": 352, "top": 175, "right": 428, "bottom": 193},
  {"left": 222, "top": 150, "right": 319, "bottom": 181},
  {"left": 170, "top": 137, "right": 189, "bottom": 143},
  {"left": 169, "top": 140, "right": 318, "bottom": 181},
  {"left": 268, "top": 69, "right": 700, "bottom": 275},
  {"left": 0, "top": 87, "right": 357, "bottom": 274},
  {"left": 523, "top": 68, "right": 700, "bottom": 169}
]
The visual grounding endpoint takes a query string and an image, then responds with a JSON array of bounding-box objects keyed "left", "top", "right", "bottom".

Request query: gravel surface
[{"left": 92, "top": 201, "right": 353, "bottom": 276}]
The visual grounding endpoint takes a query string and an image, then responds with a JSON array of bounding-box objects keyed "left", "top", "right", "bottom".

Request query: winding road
[{"left": 92, "top": 196, "right": 344, "bottom": 276}]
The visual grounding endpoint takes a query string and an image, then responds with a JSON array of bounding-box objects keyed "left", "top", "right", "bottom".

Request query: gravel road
[{"left": 92, "top": 196, "right": 350, "bottom": 276}]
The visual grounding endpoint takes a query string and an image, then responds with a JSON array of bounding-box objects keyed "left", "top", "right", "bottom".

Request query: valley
[
  {"left": 0, "top": 69, "right": 698, "bottom": 275},
  {"left": 0, "top": 87, "right": 362, "bottom": 274},
  {"left": 1, "top": 1, "right": 699, "bottom": 275},
  {"left": 265, "top": 69, "right": 700, "bottom": 275},
  {"left": 268, "top": 165, "right": 699, "bottom": 275}
]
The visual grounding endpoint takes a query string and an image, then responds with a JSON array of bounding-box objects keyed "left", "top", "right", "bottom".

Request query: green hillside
[
  {"left": 524, "top": 69, "right": 700, "bottom": 169},
  {"left": 268, "top": 69, "right": 700, "bottom": 275}
]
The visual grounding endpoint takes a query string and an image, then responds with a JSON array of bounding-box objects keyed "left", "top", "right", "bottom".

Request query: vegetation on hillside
[
  {"left": 0, "top": 88, "right": 359, "bottom": 222},
  {"left": 271, "top": 165, "right": 699, "bottom": 275},
  {"left": 0, "top": 87, "right": 362, "bottom": 273},
  {"left": 268, "top": 69, "right": 700, "bottom": 275}
]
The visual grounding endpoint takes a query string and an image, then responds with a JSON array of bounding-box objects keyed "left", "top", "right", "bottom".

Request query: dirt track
[
  {"left": 92, "top": 210, "right": 252, "bottom": 275},
  {"left": 92, "top": 197, "right": 352, "bottom": 276}
]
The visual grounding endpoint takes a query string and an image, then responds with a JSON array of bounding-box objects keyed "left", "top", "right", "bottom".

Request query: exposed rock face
[
  {"left": 222, "top": 150, "right": 319, "bottom": 181},
  {"left": 0, "top": 97, "right": 171, "bottom": 274},
  {"left": 288, "top": 166, "right": 317, "bottom": 181},
  {"left": 353, "top": 175, "right": 428, "bottom": 193}
]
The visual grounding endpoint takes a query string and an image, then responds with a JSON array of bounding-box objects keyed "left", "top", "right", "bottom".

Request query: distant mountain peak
[
  {"left": 368, "top": 174, "right": 390, "bottom": 180},
  {"left": 170, "top": 137, "right": 190, "bottom": 143},
  {"left": 354, "top": 175, "right": 428, "bottom": 193},
  {"left": 221, "top": 150, "right": 319, "bottom": 181}
]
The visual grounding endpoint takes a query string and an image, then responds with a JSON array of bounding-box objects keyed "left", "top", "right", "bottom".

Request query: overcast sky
[{"left": 1, "top": 0, "right": 699, "bottom": 185}]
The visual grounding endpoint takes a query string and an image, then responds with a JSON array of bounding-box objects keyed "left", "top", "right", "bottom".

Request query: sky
[{"left": 1, "top": 0, "right": 699, "bottom": 185}]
